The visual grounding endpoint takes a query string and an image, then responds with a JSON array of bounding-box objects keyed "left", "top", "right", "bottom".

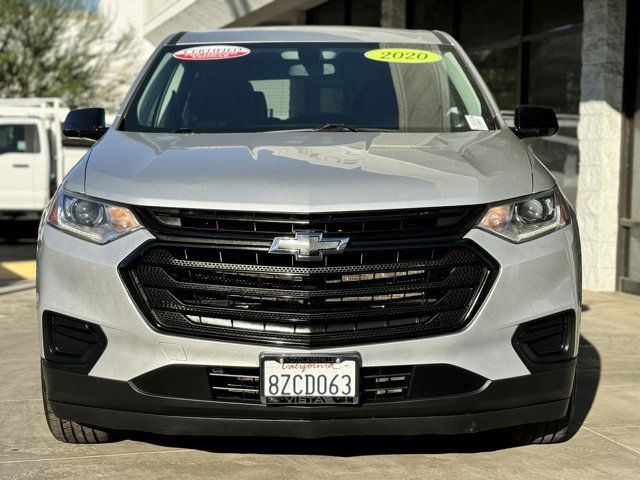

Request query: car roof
[{"left": 175, "top": 26, "right": 448, "bottom": 46}]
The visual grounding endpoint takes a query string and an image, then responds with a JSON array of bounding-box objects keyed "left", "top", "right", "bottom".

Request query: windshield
[{"left": 121, "top": 42, "right": 496, "bottom": 134}]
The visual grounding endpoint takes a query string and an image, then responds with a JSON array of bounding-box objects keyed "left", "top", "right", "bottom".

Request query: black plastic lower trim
[
  {"left": 43, "top": 359, "right": 575, "bottom": 437},
  {"left": 50, "top": 399, "right": 570, "bottom": 438}
]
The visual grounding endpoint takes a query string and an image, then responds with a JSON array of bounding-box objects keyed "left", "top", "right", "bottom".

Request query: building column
[
  {"left": 576, "top": 0, "right": 627, "bottom": 291},
  {"left": 380, "top": 0, "right": 406, "bottom": 28}
]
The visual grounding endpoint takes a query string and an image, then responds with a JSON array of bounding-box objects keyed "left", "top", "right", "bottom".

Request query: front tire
[
  {"left": 42, "top": 373, "right": 116, "bottom": 444},
  {"left": 510, "top": 376, "right": 577, "bottom": 445}
]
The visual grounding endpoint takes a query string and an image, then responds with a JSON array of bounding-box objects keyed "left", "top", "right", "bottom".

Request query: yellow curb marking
[{"left": 0, "top": 260, "right": 36, "bottom": 280}]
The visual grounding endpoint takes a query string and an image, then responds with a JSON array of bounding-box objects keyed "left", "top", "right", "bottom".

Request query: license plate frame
[{"left": 259, "top": 353, "right": 361, "bottom": 406}]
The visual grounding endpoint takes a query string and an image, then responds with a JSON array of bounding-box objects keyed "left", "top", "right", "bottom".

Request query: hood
[{"left": 82, "top": 129, "right": 534, "bottom": 212}]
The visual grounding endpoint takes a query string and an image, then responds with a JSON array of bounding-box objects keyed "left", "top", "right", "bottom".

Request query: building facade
[{"left": 101, "top": 0, "right": 640, "bottom": 294}]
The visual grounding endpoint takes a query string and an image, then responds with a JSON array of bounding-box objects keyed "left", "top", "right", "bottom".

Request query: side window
[
  {"left": 0, "top": 124, "right": 40, "bottom": 154},
  {"left": 157, "top": 64, "right": 185, "bottom": 126},
  {"left": 443, "top": 52, "right": 483, "bottom": 116},
  {"left": 136, "top": 53, "right": 174, "bottom": 126}
]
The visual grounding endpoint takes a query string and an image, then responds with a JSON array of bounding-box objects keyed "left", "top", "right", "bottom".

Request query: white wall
[
  {"left": 99, "top": 0, "right": 156, "bottom": 110},
  {"left": 576, "top": 0, "right": 627, "bottom": 291}
]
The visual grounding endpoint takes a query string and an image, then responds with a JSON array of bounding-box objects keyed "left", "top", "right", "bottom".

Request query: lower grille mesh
[
  {"left": 362, "top": 367, "right": 413, "bottom": 401},
  {"left": 131, "top": 363, "right": 489, "bottom": 404},
  {"left": 209, "top": 367, "right": 260, "bottom": 402},
  {"left": 207, "top": 366, "right": 413, "bottom": 403}
]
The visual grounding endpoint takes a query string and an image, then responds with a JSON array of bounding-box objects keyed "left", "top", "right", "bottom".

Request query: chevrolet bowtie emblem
[{"left": 269, "top": 231, "right": 350, "bottom": 261}]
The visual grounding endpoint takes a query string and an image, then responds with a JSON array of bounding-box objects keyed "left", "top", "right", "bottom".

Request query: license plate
[{"left": 260, "top": 354, "right": 360, "bottom": 405}]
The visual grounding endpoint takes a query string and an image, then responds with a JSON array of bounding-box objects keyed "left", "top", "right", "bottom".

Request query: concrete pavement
[{"left": 0, "top": 280, "right": 639, "bottom": 479}]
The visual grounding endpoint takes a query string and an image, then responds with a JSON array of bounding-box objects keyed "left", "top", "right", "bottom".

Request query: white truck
[{"left": 0, "top": 98, "right": 89, "bottom": 219}]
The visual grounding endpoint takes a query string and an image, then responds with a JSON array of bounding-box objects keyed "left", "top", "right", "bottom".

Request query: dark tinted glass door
[{"left": 620, "top": 1, "right": 640, "bottom": 294}]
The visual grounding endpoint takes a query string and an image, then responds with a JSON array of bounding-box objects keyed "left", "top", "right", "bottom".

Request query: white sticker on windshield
[{"left": 465, "top": 115, "right": 488, "bottom": 131}]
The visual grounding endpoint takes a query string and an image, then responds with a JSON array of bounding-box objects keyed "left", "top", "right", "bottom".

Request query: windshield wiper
[
  {"left": 314, "top": 123, "right": 360, "bottom": 132},
  {"left": 171, "top": 127, "right": 200, "bottom": 134},
  {"left": 260, "top": 126, "right": 401, "bottom": 133}
]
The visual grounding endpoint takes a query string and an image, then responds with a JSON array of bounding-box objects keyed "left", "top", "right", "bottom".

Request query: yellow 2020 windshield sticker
[{"left": 364, "top": 48, "right": 442, "bottom": 63}]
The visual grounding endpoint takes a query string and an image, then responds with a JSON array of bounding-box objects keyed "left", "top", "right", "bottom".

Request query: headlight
[
  {"left": 477, "top": 188, "right": 570, "bottom": 243},
  {"left": 47, "top": 190, "right": 142, "bottom": 244}
]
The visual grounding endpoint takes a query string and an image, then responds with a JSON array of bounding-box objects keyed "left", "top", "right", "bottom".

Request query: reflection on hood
[{"left": 83, "top": 129, "right": 533, "bottom": 213}]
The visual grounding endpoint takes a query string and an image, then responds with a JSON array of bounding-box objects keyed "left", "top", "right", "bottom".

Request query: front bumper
[
  {"left": 44, "top": 360, "right": 575, "bottom": 438},
  {"left": 38, "top": 220, "right": 581, "bottom": 436}
]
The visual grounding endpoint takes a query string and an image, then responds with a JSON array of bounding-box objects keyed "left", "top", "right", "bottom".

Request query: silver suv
[{"left": 38, "top": 27, "right": 580, "bottom": 444}]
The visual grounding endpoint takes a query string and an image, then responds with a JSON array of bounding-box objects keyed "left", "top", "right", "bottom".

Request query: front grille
[
  {"left": 122, "top": 207, "right": 496, "bottom": 347},
  {"left": 135, "top": 206, "right": 485, "bottom": 241}
]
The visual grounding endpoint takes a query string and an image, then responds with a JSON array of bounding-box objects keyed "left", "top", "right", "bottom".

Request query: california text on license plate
[{"left": 260, "top": 354, "right": 360, "bottom": 405}]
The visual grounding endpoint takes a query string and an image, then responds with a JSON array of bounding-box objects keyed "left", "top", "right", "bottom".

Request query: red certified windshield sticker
[{"left": 173, "top": 45, "right": 250, "bottom": 61}]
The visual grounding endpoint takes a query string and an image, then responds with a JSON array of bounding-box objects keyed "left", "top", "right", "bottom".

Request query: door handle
[{"left": 12, "top": 164, "right": 29, "bottom": 168}]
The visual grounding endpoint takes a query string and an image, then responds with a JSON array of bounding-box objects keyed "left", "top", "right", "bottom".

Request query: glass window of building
[
  {"left": 620, "top": 2, "right": 640, "bottom": 293},
  {"left": 627, "top": 50, "right": 640, "bottom": 291},
  {"left": 307, "top": 0, "right": 380, "bottom": 26},
  {"left": 350, "top": 0, "right": 381, "bottom": 26},
  {"left": 467, "top": 47, "right": 520, "bottom": 109},
  {"left": 458, "top": 0, "right": 522, "bottom": 46},
  {"left": 406, "top": 0, "right": 453, "bottom": 32},
  {"left": 530, "top": 0, "right": 583, "bottom": 33},
  {"left": 306, "top": 0, "right": 347, "bottom": 25},
  {"left": 528, "top": 32, "right": 582, "bottom": 114}
]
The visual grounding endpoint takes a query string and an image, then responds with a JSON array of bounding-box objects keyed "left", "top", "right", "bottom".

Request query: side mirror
[
  {"left": 62, "top": 108, "right": 107, "bottom": 141},
  {"left": 512, "top": 105, "right": 559, "bottom": 139}
]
